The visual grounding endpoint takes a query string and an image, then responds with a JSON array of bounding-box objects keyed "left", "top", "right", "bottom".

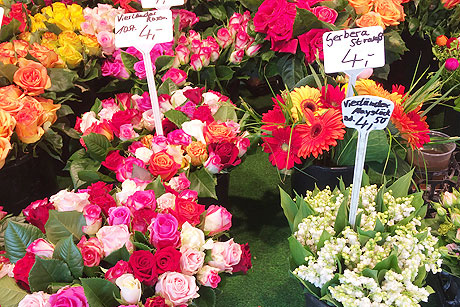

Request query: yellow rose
[
  {"left": 18, "top": 32, "right": 32, "bottom": 42},
  {"left": 30, "top": 13, "right": 47, "bottom": 32},
  {"left": 49, "top": 3, "right": 73, "bottom": 31},
  {"left": 80, "top": 35, "right": 101, "bottom": 56},
  {"left": 41, "top": 32, "right": 59, "bottom": 50},
  {"left": 0, "top": 137, "right": 12, "bottom": 169},
  {"left": 0, "top": 109, "right": 16, "bottom": 138},
  {"left": 57, "top": 45, "right": 83, "bottom": 69},
  {"left": 58, "top": 31, "right": 83, "bottom": 52},
  {"left": 68, "top": 4, "right": 85, "bottom": 31},
  {"left": 41, "top": 6, "right": 54, "bottom": 19}
]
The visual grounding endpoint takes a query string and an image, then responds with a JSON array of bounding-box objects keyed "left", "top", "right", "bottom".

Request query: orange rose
[
  {"left": 18, "top": 32, "right": 32, "bottom": 42},
  {"left": 186, "top": 141, "right": 208, "bottom": 166},
  {"left": 348, "top": 0, "right": 373, "bottom": 14},
  {"left": 14, "top": 96, "right": 45, "bottom": 144},
  {"left": 0, "top": 137, "right": 12, "bottom": 169},
  {"left": 82, "top": 122, "right": 114, "bottom": 141},
  {"left": 141, "top": 135, "right": 153, "bottom": 148},
  {"left": 0, "top": 109, "right": 16, "bottom": 138},
  {"left": 13, "top": 58, "right": 51, "bottom": 96},
  {"left": 13, "top": 40, "right": 29, "bottom": 58},
  {"left": 204, "top": 122, "right": 237, "bottom": 143},
  {"left": 442, "top": 0, "right": 460, "bottom": 9},
  {"left": 36, "top": 97, "right": 60, "bottom": 127},
  {"left": 356, "top": 12, "right": 386, "bottom": 29},
  {"left": 436, "top": 35, "right": 448, "bottom": 46},
  {"left": 148, "top": 151, "right": 181, "bottom": 181},
  {"left": 30, "top": 43, "right": 66, "bottom": 68},
  {"left": 0, "top": 85, "right": 24, "bottom": 116},
  {"left": 374, "top": 0, "right": 405, "bottom": 26},
  {"left": 0, "top": 42, "right": 16, "bottom": 65}
]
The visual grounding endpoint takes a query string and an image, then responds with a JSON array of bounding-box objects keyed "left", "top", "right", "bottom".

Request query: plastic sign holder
[
  {"left": 115, "top": 10, "right": 174, "bottom": 136},
  {"left": 141, "top": 0, "right": 185, "bottom": 9},
  {"left": 322, "top": 26, "right": 385, "bottom": 97},
  {"left": 341, "top": 95, "right": 394, "bottom": 227}
]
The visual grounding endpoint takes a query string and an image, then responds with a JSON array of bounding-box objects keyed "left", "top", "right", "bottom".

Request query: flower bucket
[
  {"left": 304, "top": 292, "right": 330, "bottom": 307},
  {"left": 198, "top": 173, "right": 230, "bottom": 209},
  {"left": 407, "top": 131, "right": 456, "bottom": 172},
  {"left": 291, "top": 165, "right": 354, "bottom": 194}
]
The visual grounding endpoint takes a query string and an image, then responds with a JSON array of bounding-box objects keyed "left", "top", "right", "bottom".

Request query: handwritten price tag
[
  {"left": 115, "top": 10, "right": 173, "bottom": 50},
  {"left": 322, "top": 26, "right": 385, "bottom": 74},
  {"left": 341, "top": 95, "right": 394, "bottom": 228},
  {"left": 141, "top": 0, "right": 185, "bottom": 8},
  {"left": 0, "top": 8, "right": 4, "bottom": 25}
]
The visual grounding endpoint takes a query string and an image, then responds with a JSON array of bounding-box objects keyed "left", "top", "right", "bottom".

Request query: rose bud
[
  {"left": 216, "top": 28, "right": 232, "bottom": 49},
  {"left": 246, "top": 44, "right": 262, "bottom": 57},
  {"left": 235, "top": 31, "right": 250, "bottom": 50},
  {"left": 203, "top": 205, "right": 232, "bottom": 235},
  {"left": 175, "top": 44, "right": 190, "bottom": 65},
  {"left": 229, "top": 49, "right": 244, "bottom": 64},
  {"left": 190, "top": 54, "right": 203, "bottom": 71},
  {"left": 436, "top": 35, "right": 448, "bottom": 46},
  {"left": 116, "top": 274, "right": 142, "bottom": 305}
]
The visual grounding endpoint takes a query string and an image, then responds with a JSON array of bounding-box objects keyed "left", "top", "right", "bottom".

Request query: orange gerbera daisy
[
  {"left": 290, "top": 85, "right": 322, "bottom": 121},
  {"left": 297, "top": 109, "right": 346, "bottom": 158},
  {"left": 355, "top": 79, "right": 403, "bottom": 104},
  {"left": 391, "top": 104, "right": 430, "bottom": 149}
]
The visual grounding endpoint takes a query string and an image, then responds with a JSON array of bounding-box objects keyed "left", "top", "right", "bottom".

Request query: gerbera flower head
[
  {"left": 355, "top": 79, "right": 403, "bottom": 104},
  {"left": 320, "top": 84, "right": 345, "bottom": 110},
  {"left": 297, "top": 109, "right": 346, "bottom": 158},
  {"left": 261, "top": 104, "right": 286, "bottom": 131},
  {"left": 290, "top": 85, "right": 322, "bottom": 121},
  {"left": 391, "top": 104, "right": 430, "bottom": 149},
  {"left": 261, "top": 126, "right": 301, "bottom": 170}
]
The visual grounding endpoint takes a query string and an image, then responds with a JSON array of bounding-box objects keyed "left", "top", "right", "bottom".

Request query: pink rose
[
  {"left": 116, "top": 157, "right": 147, "bottom": 183},
  {"left": 178, "top": 189, "right": 198, "bottom": 201},
  {"left": 236, "top": 136, "right": 250, "bottom": 157},
  {"left": 97, "top": 31, "right": 115, "bottom": 55},
  {"left": 108, "top": 206, "right": 131, "bottom": 226},
  {"left": 180, "top": 247, "right": 205, "bottom": 275},
  {"left": 125, "top": 47, "right": 143, "bottom": 59},
  {"left": 148, "top": 213, "right": 181, "bottom": 249},
  {"left": 235, "top": 31, "right": 250, "bottom": 50},
  {"left": 246, "top": 44, "right": 262, "bottom": 57},
  {"left": 178, "top": 33, "right": 188, "bottom": 45},
  {"left": 155, "top": 272, "right": 199, "bottom": 306},
  {"left": 190, "top": 39, "right": 201, "bottom": 54},
  {"left": 49, "top": 286, "right": 88, "bottom": 307},
  {"left": 196, "top": 265, "right": 221, "bottom": 288},
  {"left": 169, "top": 173, "right": 191, "bottom": 193},
  {"left": 156, "top": 193, "right": 176, "bottom": 212},
  {"left": 96, "top": 225, "right": 131, "bottom": 257},
  {"left": 151, "top": 135, "right": 169, "bottom": 153},
  {"left": 161, "top": 68, "right": 187, "bottom": 86},
  {"left": 188, "top": 30, "right": 200, "bottom": 42},
  {"left": 175, "top": 45, "right": 190, "bottom": 65},
  {"left": 216, "top": 28, "right": 233, "bottom": 49},
  {"left": 18, "top": 291, "right": 50, "bottom": 307},
  {"left": 77, "top": 237, "right": 104, "bottom": 267},
  {"left": 50, "top": 190, "right": 90, "bottom": 212},
  {"left": 133, "top": 60, "right": 146, "bottom": 79},
  {"left": 82, "top": 204, "right": 102, "bottom": 235},
  {"left": 312, "top": 6, "right": 338, "bottom": 24},
  {"left": 199, "top": 47, "right": 212, "bottom": 66},
  {"left": 167, "top": 129, "right": 192, "bottom": 146},
  {"left": 119, "top": 124, "right": 139, "bottom": 141},
  {"left": 298, "top": 28, "right": 329, "bottom": 64},
  {"left": 229, "top": 49, "right": 244, "bottom": 64},
  {"left": 203, "top": 205, "right": 232, "bottom": 235},
  {"left": 134, "top": 92, "right": 152, "bottom": 112},
  {"left": 190, "top": 54, "right": 203, "bottom": 71},
  {"left": 208, "top": 239, "right": 242, "bottom": 273},
  {"left": 126, "top": 190, "right": 156, "bottom": 212},
  {"left": 105, "top": 260, "right": 132, "bottom": 283},
  {"left": 204, "top": 152, "right": 223, "bottom": 174},
  {"left": 26, "top": 238, "right": 54, "bottom": 258}
]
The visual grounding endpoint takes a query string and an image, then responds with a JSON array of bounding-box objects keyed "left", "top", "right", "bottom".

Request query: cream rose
[
  {"left": 115, "top": 274, "right": 142, "bottom": 304},
  {"left": 49, "top": 190, "right": 90, "bottom": 212},
  {"left": 96, "top": 225, "right": 131, "bottom": 257},
  {"left": 155, "top": 272, "right": 199, "bottom": 306},
  {"left": 180, "top": 222, "right": 205, "bottom": 251}
]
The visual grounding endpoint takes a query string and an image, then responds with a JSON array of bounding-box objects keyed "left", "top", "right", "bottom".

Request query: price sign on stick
[
  {"left": 141, "top": 0, "right": 185, "bottom": 9},
  {"left": 322, "top": 26, "right": 385, "bottom": 98},
  {"left": 342, "top": 95, "right": 394, "bottom": 228},
  {"left": 115, "top": 10, "right": 174, "bottom": 136}
]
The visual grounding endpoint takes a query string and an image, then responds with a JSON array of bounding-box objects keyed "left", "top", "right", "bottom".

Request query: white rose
[
  {"left": 182, "top": 120, "right": 206, "bottom": 144},
  {"left": 170, "top": 89, "right": 188, "bottom": 108},
  {"left": 181, "top": 222, "right": 205, "bottom": 251},
  {"left": 141, "top": 109, "right": 156, "bottom": 131},
  {"left": 18, "top": 291, "right": 50, "bottom": 307},
  {"left": 135, "top": 147, "right": 153, "bottom": 164},
  {"left": 115, "top": 274, "right": 142, "bottom": 304},
  {"left": 50, "top": 190, "right": 90, "bottom": 212},
  {"left": 157, "top": 193, "right": 176, "bottom": 211},
  {"left": 202, "top": 92, "right": 220, "bottom": 114},
  {"left": 79, "top": 111, "right": 99, "bottom": 132},
  {"left": 116, "top": 179, "right": 142, "bottom": 204}
]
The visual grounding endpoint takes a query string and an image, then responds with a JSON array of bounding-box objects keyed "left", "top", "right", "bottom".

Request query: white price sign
[
  {"left": 322, "top": 26, "right": 385, "bottom": 74},
  {"left": 0, "top": 8, "right": 3, "bottom": 25},
  {"left": 341, "top": 95, "right": 394, "bottom": 228},
  {"left": 141, "top": 0, "right": 185, "bottom": 8}
]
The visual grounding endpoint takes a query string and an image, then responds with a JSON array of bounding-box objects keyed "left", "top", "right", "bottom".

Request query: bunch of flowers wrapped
[
  {"left": 72, "top": 87, "right": 250, "bottom": 198},
  {"left": 281, "top": 171, "right": 442, "bottom": 306},
  {"left": 0, "top": 174, "right": 251, "bottom": 306}
]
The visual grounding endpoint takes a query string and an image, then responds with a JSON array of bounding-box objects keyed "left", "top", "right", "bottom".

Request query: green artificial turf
[{"left": 214, "top": 148, "right": 305, "bottom": 307}]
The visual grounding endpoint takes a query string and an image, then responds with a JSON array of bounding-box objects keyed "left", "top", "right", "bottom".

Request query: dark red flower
[
  {"left": 129, "top": 250, "right": 158, "bottom": 286},
  {"left": 183, "top": 87, "right": 204, "bottom": 104},
  {"left": 13, "top": 252, "right": 35, "bottom": 291},
  {"left": 23, "top": 198, "right": 54, "bottom": 233},
  {"left": 105, "top": 260, "right": 132, "bottom": 283},
  {"left": 132, "top": 208, "right": 157, "bottom": 233},
  {"left": 153, "top": 246, "right": 181, "bottom": 274},
  {"left": 101, "top": 150, "right": 124, "bottom": 171},
  {"left": 87, "top": 182, "right": 116, "bottom": 216},
  {"left": 145, "top": 296, "right": 168, "bottom": 307},
  {"left": 232, "top": 243, "right": 252, "bottom": 274},
  {"left": 208, "top": 142, "right": 241, "bottom": 169}
]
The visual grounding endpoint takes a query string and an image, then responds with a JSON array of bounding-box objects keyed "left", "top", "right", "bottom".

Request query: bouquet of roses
[
  {"left": 0, "top": 174, "right": 251, "bottom": 306},
  {"left": 71, "top": 86, "right": 250, "bottom": 198},
  {"left": 281, "top": 171, "right": 442, "bottom": 306}
]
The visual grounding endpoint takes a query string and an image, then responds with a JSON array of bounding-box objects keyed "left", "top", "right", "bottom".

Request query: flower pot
[
  {"left": 198, "top": 173, "right": 230, "bottom": 209},
  {"left": 304, "top": 292, "right": 330, "bottom": 307},
  {"left": 407, "top": 131, "right": 456, "bottom": 172},
  {"left": 292, "top": 165, "right": 354, "bottom": 195},
  {"left": 425, "top": 272, "right": 460, "bottom": 306}
]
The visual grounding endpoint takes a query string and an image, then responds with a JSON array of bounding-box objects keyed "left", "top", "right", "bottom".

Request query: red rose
[
  {"left": 129, "top": 250, "right": 158, "bottom": 286},
  {"left": 172, "top": 198, "right": 205, "bottom": 227},
  {"left": 191, "top": 105, "right": 213, "bottom": 123},
  {"left": 22, "top": 198, "right": 54, "bottom": 233},
  {"left": 162, "top": 118, "right": 178, "bottom": 135},
  {"left": 183, "top": 87, "right": 203, "bottom": 105},
  {"left": 232, "top": 243, "right": 252, "bottom": 274},
  {"left": 208, "top": 142, "right": 241, "bottom": 169},
  {"left": 153, "top": 246, "right": 181, "bottom": 274},
  {"left": 102, "top": 150, "right": 124, "bottom": 172},
  {"left": 13, "top": 252, "right": 35, "bottom": 291},
  {"left": 87, "top": 182, "right": 116, "bottom": 216},
  {"left": 132, "top": 208, "right": 157, "bottom": 233},
  {"left": 145, "top": 296, "right": 168, "bottom": 307},
  {"left": 105, "top": 260, "right": 132, "bottom": 282},
  {"left": 109, "top": 109, "right": 140, "bottom": 137},
  {"left": 298, "top": 28, "right": 330, "bottom": 64},
  {"left": 148, "top": 151, "right": 181, "bottom": 181}
]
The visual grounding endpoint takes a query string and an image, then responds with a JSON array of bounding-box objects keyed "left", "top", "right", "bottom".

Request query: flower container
[
  {"left": 407, "top": 131, "right": 456, "bottom": 172},
  {"left": 199, "top": 173, "right": 230, "bottom": 209},
  {"left": 291, "top": 165, "right": 354, "bottom": 195},
  {"left": 304, "top": 292, "right": 330, "bottom": 307}
]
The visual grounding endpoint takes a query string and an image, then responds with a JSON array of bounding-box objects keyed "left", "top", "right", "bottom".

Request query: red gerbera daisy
[
  {"left": 391, "top": 104, "right": 430, "bottom": 149},
  {"left": 297, "top": 109, "right": 346, "bottom": 158},
  {"left": 262, "top": 104, "right": 286, "bottom": 131},
  {"left": 320, "top": 84, "right": 345, "bottom": 110},
  {"left": 262, "top": 126, "right": 301, "bottom": 170}
]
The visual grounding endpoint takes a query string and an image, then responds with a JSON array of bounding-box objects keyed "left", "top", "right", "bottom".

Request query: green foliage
[
  {"left": 158, "top": 78, "right": 179, "bottom": 95},
  {"left": 47, "top": 69, "right": 78, "bottom": 92},
  {"left": 120, "top": 51, "right": 138, "bottom": 74},
  {"left": 156, "top": 55, "right": 175, "bottom": 73},
  {"left": 82, "top": 133, "right": 110, "bottom": 162},
  {"left": 5, "top": 221, "right": 44, "bottom": 263},
  {"left": 45, "top": 211, "right": 86, "bottom": 244},
  {"left": 279, "top": 187, "right": 297, "bottom": 232},
  {"left": 213, "top": 101, "right": 238, "bottom": 122},
  {"left": 69, "top": 158, "right": 101, "bottom": 188},
  {"left": 29, "top": 258, "right": 73, "bottom": 292},
  {"left": 103, "top": 247, "right": 130, "bottom": 266},
  {"left": 190, "top": 286, "right": 216, "bottom": 307},
  {"left": 0, "top": 277, "right": 27, "bottom": 307},
  {"left": 0, "top": 62, "right": 18, "bottom": 83},
  {"left": 81, "top": 278, "right": 121, "bottom": 307},
  {"left": 164, "top": 109, "right": 190, "bottom": 128},
  {"left": 145, "top": 176, "right": 166, "bottom": 197},
  {"left": 53, "top": 236, "right": 84, "bottom": 279},
  {"left": 277, "top": 54, "right": 305, "bottom": 90},
  {"left": 188, "top": 168, "right": 217, "bottom": 199},
  {"left": 288, "top": 235, "right": 310, "bottom": 267}
]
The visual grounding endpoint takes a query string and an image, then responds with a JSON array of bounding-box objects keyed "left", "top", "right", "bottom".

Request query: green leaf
[
  {"left": 362, "top": 268, "right": 378, "bottom": 281},
  {"left": 0, "top": 62, "right": 18, "bottom": 83},
  {"left": 288, "top": 235, "right": 310, "bottom": 266},
  {"left": 387, "top": 169, "right": 414, "bottom": 198},
  {"left": 103, "top": 246, "right": 130, "bottom": 266},
  {"left": 0, "top": 276, "right": 27, "bottom": 307},
  {"left": 384, "top": 30, "right": 408, "bottom": 57},
  {"left": 280, "top": 187, "right": 297, "bottom": 232},
  {"left": 134, "top": 231, "right": 150, "bottom": 245},
  {"left": 91, "top": 98, "right": 103, "bottom": 113},
  {"left": 53, "top": 236, "right": 83, "bottom": 279},
  {"left": 208, "top": 4, "right": 227, "bottom": 21},
  {"left": 120, "top": 51, "right": 138, "bottom": 74},
  {"left": 164, "top": 110, "right": 190, "bottom": 128},
  {"left": 78, "top": 170, "right": 115, "bottom": 184},
  {"left": 213, "top": 101, "right": 237, "bottom": 122},
  {"left": 158, "top": 78, "right": 179, "bottom": 96},
  {"left": 0, "top": 19, "right": 20, "bottom": 41},
  {"left": 320, "top": 273, "right": 339, "bottom": 296},
  {"left": 44, "top": 21, "right": 62, "bottom": 35},
  {"left": 155, "top": 55, "right": 175, "bottom": 73},
  {"left": 277, "top": 54, "right": 305, "bottom": 90},
  {"left": 317, "top": 230, "right": 332, "bottom": 250},
  {"left": 334, "top": 197, "right": 348, "bottom": 235},
  {"left": 188, "top": 168, "right": 217, "bottom": 199},
  {"left": 374, "top": 218, "right": 384, "bottom": 233},
  {"left": 47, "top": 68, "right": 78, "bottom": 92},
  {"left": 145, "top": 176, "right": 166, "bottom": 197},
  {"left": 293, "top": 196, "right": 314, "bottom": 232},
  {"left": 292, "top": 8, "right": 333, "bottom": 37},
  {"left": 5, "top": 221, "right": 44, "bottom": 263},
  {"left": 133, "top": 242, "right": 152, "bottom": 251},
  {"left": 82, "top": 133, "right": 110, "bottom": 162},
  {"left": 45, "top": 211, "right": 86, "bottom": 244},
  {"left": 70, "top": 158, "right": 101, "bottom": 189},
  {"left": 56, "top": 104, "right": 74, "bottom": 117},
  {"left": 215, "top": 66, "right": 234, "bottom": 81},
  {"left": 81, "top": 278, "right": 121, "bottom": 307},
  {"left": 239, "top": 0, "right": 264, "bottom": 11},
  {"left": 373, "top": 253, "right": 401, "bottom": 273},
  {"left": 29, "top": 257, "right": 73, "bottom": 292},
  {"left": 191, "top": 286, "right": 216, "bottom": 307}
]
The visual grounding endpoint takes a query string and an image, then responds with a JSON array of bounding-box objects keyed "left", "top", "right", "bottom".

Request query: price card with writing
[
  {"left": 341, "top": 95, "right": 394, "bottom": 227},
  {"left": 141, "top": 0, "right": 185, "bottom": 8},
  {"left": 0, "top": 8, "right": 4, "bottom": 25},
  {"left": 322, "top": 26, "right": 385, "bottom": 74},
  {"left": 115, "top": 10, "right": 174, "bottom": 136}
]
